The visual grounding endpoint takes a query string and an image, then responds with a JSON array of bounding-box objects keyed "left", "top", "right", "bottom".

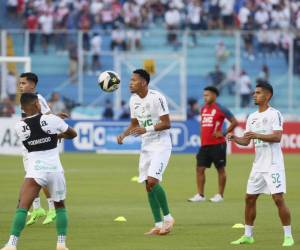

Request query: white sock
[
  {"left": 57, "top": 235, "right": 66, "bottom": 245},
  {"left": 244, "top": 225, "right": 254, "bottom": 237},
  {"left": 32, "top": 197, "right": 41, "bottom": 210},
  {"left": 283, "top": 225, "right": 292, "bottom": 237},
  {"left": 7, "top": 235, "right": 18, "bottom": 247},
  {"left": 163, "top": 214, "right": 173, "bottom": 221},
  {"left": 47, "top": 198, "right": 55, "bottom": 210},
  {"left": 155, "top": 222, "right": 163, "bottom": 228}
]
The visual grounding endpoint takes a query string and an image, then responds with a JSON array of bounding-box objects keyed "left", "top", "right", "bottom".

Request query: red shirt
[{"left": 200, "top": 102, "right": 233, "bottom": 146}]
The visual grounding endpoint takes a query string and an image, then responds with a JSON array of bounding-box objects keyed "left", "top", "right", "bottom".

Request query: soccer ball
[{"left": 98, "top": 71, "right": 120, "bottom": 92}]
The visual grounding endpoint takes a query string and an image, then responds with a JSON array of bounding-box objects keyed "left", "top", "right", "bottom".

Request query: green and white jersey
[
  {"left": 245, "top": 107, "right": 284, "bottom": 172},
  {"left": 129, "top": 89, "right": 172, "bottom": 150}
]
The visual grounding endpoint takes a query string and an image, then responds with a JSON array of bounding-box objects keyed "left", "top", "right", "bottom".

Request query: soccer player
[
  {"left": 1, "top": 93, "right": 77, "bottom": 250},
  {"left": 229, "top": 81, "right": 294, "bottom": 247},
  {"left": 188, "top": 86, "right": 237, "bottom": 202},
  {"left": 117, "top": 69, "right": 175, "bottom": 235},
  {"left": 19, "top": 72, "right": 68, "bottom": 225}
]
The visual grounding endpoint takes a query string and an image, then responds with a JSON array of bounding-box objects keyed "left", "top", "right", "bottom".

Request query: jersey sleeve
[
  {"left": 156, "top": 93, "right": 169, "bottom": 116},
  {"left": 217, "top": 103, "right": 234, "bottom": 120},
  {"left": 271, "top": 110, "right": 283, "bottom": 131},
  {"left": 129, "top": 96, "right": 136, "bottom": 119},
  {"left": 40, "top": 114, "right": 69, "bottom": 134},
  {"left": 245, "top": 115, "right": 252, "bottom": 133},
  {"left": 38, "top": 94, "right": 51, "bottom": 114},
  {"left": 15, "top": 121, "right": 30, "bottom": 141}
]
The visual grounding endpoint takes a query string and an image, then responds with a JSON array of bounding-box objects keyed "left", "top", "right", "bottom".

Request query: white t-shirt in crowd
[
  {"left": 39, "top": 14, "right": 54, "bottom": 34},
  {"left": 165, "top": 9, "right": 181, "bottom": 26},
  {"left": 239, "top": 74, "right": 252, "bottom": 94}
]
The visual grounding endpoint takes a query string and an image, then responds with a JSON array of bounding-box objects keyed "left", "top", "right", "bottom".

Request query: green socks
[
  {"left": 152, "top": 184, "right": 170, "bottom": 216},
  {"left": 147, "top": 183, "right": 171, "bottom": 224},
  {"left": 56, "top": 208, "right": 68, "bottom": 236},
  {"left": 147, "top": 191, "right": 162, "bottom": 223},
  {"left": 10, "top": 208, "right": 28, "bottom": 237}
]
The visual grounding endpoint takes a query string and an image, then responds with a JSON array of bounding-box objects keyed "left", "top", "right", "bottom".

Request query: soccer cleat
[
  {"left": 144, "top": 227, "right": 161, "bottom": 236},
  {"left": 282, "top": 236, "right": 294, "bottom": 247},
  {"left": 26, "top": 208, "right": 46, "bottom": 226},
  {"left": 231, "top": 235, "right": 255, "bottom": 245},
  {"left": 0, "top": 246, "right": 16, "bottom": 250},
  {"left": 209, "top": 194, "right": 224, "bottom": 203},
  {"left": 188, "top": 194, "right": 206, "bottom": 202},
  {"left": 159, "top": 218, "right": 175, "bottom": 235},
  {"left": 56, "top": 244, "right": 69, "bottom": 250},
  {"left": 43, "top": 209, "right": 56, "bottom": 225}
]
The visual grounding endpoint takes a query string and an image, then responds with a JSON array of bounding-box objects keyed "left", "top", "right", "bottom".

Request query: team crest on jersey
[
  {"left": 211, "top": 109, "right": 216, "bottom": 116},
  {"left": 262, "top": 117, "right": 268, "bottom": 124}
]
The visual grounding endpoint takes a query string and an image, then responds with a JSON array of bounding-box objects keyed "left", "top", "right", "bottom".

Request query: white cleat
[
  {"left": 159, "top": 218, "right": 175, "bottom": 235},
  {"left": 56, "top": 244, "right": 69, "bottom": 250},
  {"left": 209, "top": 194, "right": 224, "bottom": 203},
  {"left": 0, "top": 246, "right": 16, "bottom": 250},
  {"left": 188, "top": 194, "right": 206, "bottom": 202}
]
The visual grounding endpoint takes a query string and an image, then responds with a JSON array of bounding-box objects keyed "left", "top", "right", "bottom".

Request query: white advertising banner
[{"left": 0, "top": 118, "right": 22, "bottom": 155}]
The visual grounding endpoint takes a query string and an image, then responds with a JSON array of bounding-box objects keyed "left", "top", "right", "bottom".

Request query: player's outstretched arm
[
  {"left": 117, "top": 118, "right": 139, "bottom": 144},
  {"left": 58, "top": 127, "right": 77, "bottom": 140}
]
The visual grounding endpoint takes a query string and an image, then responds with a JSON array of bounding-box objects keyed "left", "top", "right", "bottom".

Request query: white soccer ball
[{"left": 98, "top": 70, "right": 120, "bottom": 92}]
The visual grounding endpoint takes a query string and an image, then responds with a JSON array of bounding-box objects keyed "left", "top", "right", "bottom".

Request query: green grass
[{"left": 0, "top": 153, "right": 299, "bottom": 250}]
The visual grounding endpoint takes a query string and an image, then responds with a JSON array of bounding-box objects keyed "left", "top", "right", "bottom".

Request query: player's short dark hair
[
  {"left": 20, "top": 72, "right": 38, "bottom": 86},
  {"left": 20, "top": 93, "right": 38, "bottom": 106},
  {"left": 256, "top": 80, "right": 273, "bottom": 97},
  {"left": 204, "top": 86, "right": 219, "bottom": 96},
  {"left": 133, "top": 69, "right": 150, "bottom": 85}
]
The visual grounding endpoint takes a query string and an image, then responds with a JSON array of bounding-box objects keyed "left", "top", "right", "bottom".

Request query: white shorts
[
  {"left": 25, "top": 172, "right": 66, "bottom": 202},
  {"left": 138, "top": 147, "right": 171, "bottom": 183},
  {"left": 246, "top": 169, "right": 286, "bottom": 195}
]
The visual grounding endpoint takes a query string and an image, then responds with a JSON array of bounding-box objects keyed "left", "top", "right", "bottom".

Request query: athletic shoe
[
  {"left": 159, "top": 218, "right": 175, "bottom": 235},
  {"left": 282, "top": 236, "right": 294, "bottom": 247},
  {"left": 0, "top": 247, "right": 16, "bottom": 250},
  {"left": 144, "top": 227, "right": 161, "bottom": 236},
  {"left": 209, "top": 194, "right": 224, "bottom": 203},
  {"left": 56, "top": 244, "right": 69, "bottom": 250},
  {"left": 188, "top": 194, "right": 206, "bottom": 202},
  {"left": 43, "top": 209, "right": 56, "bottom": 225},
  {"left": 26, "top": 208, "right": 46, "bottom": 226},
  {"left": 231, "top": 235, "right": 255, "bottom": 245}
]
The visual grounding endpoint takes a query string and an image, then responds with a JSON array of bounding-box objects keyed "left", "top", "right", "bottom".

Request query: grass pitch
[{"left": 0, "top": 153, "right": 299, "bottom": 250}]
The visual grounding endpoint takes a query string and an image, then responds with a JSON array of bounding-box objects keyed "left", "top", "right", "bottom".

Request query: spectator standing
[
  {"left": 165, "top": 5, "right": 181, "bottom": 48},
  {"left": 26, "top": 10, "right": 39, "bottom": 53},
  {"left": 102, "top": 99, "right": 114, "bottom": 119},
  {"left": 68, "top": 42, "right": 78, "bottom": 81},
  {"left": 258, "top": 64, "right": 270, "bottom": 82},
  {"left": 111, "top": 25, "right": 126, "bottom": 51},
  {"left": 208, "top": 65, "right": 225, "bottom": 90},
  {"left": 39, "top": 11, "right": 54, "bottom": 54},
  {"left": 187, "top": 0, "right": 202, "bottom": 47},
  {"left": 0, "top": 98, "right": 15, "bottom": 117},
  {"left": 6, "top": 71, "right": 17, "bottom": 102},
  {"left": 239, "top": 70, "right": 252, "bottom": 108},
  {"left": 90, "top": 33, "right": 102, "bottom": 73},
  {"left": 118, "top": 100, "right": 130, "bottom": 119},
  {"left": 219, "top": 0, "right": 235, "bottom": 29}
]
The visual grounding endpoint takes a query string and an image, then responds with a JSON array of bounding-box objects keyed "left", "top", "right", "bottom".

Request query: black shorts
[{"left": 196, "top": 142, "right": 227, "bottom": 168}]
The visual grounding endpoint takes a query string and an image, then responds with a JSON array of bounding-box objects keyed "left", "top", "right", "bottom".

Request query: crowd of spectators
[{"left": 5, "top": 0, "right": 300, "bottom": 50}]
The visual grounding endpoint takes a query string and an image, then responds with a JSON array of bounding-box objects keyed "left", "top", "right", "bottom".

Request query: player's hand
[
  {"left": 117, "top": 134, "right": 124, "bottom": 144},
  {"left": 57, "top": 112, "right": 69, "bottom": 119},
  {"left": 213, "top": 130, "right": 223, "bottom": 138},
  {"left": 130, "top": 127, "right": 146, "bottom": 137},
  {"left": 244, "top": 132, "right": 258, "bottom": 140},
  {"left": 226, "top": 132, "right": 235, "bottom": 141}
]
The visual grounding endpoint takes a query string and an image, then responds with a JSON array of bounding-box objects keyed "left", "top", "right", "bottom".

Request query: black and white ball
[{"left": 98, "top": 71, "right": 120, "bottom": 92}]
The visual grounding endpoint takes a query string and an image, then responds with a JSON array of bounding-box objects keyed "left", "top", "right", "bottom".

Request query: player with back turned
[
  {"left": 117, "top": 69, "right": 175, "bottom": 236},
  {"left": 0, "top": 93, "right": 77, "bottom": 250}
]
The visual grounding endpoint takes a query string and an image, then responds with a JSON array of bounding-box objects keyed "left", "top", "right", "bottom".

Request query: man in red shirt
[{"left": 188, "top": 86, "right": 237, "bottom": 202}]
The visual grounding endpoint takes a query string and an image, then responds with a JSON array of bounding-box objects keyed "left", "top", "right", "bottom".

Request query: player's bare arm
[
  {"left": 244, "top": 130, "right": 282, "bottom": 143},
  {"left": 226, "top": 116, "right": 238, "bottom": 135},
  {"left": 227, "top": 133, "right": 251, "bottom": 146},
  {"left": 57, "top": 127, "right": 77, "bottom": 140},
  {"left": 117, "top": 118, "right": 139, "bottom": 144},
  {"left": 131, "top": 114, "right": 171, "bottom": 137}
]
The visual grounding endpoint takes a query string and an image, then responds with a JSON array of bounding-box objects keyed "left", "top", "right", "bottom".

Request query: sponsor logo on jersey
[{"left": 28, "top": 137, "right": 51, "bottom": 146}]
